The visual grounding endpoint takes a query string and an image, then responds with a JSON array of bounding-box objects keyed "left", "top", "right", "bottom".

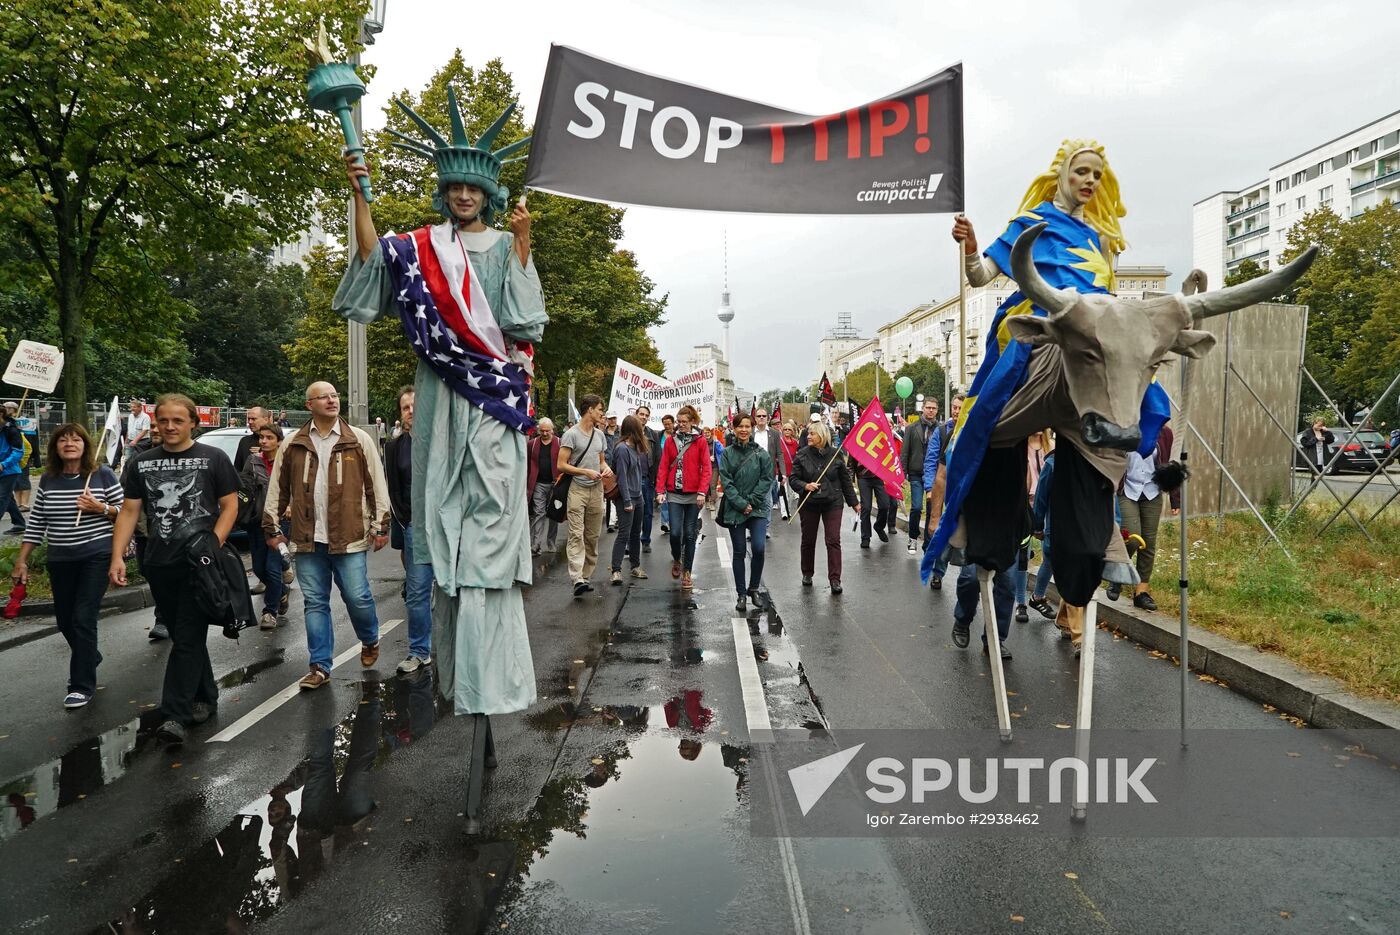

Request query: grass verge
[{"left": 1148, "top": 499, "right": 1400, "bottom": 705}]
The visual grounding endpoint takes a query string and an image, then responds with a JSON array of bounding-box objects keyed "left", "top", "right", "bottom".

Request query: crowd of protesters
[{"left": 15, "top": 376, "right": 1192, "bottom": 744}]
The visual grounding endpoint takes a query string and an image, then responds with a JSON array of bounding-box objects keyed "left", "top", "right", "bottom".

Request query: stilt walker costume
[
  {"left": 921, "top": 140, "right": 1169, "bottom": 606},
  {"left": 333, "top": 92, "right": 546, "bottom": 718}
]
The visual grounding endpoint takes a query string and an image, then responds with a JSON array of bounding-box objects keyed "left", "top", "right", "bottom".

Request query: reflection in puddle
[
  {"left": 90, "top": 672, "right": 450, "bottom": 934},
  {"left": 1, "top": 650, "right": 287, "bottom": 841},
  {"left": 498, "top": 695, "right": 750, "bottom": 931}
]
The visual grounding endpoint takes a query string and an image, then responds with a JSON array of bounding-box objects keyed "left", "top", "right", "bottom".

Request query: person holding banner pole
[
  {"left": 788, "top": 422, "right": 858, "bottom": 593},
  {"left": 655, "top": 405, "right": 710, "bottom": 591}
]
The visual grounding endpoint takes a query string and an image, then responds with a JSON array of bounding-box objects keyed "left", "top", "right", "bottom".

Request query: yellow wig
[{"left": 1014, "top": 139, "right": 1128, "bottom": 257}]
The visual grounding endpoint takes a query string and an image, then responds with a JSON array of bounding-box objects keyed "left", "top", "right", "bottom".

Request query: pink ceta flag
[{"left": 841, "top": 396, "right": 905, "bottom": 500}]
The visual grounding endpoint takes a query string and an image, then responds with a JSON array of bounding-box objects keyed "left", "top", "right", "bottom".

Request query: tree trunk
[{"left": 56, "top": 237, "right": 88, "bottom": 426}]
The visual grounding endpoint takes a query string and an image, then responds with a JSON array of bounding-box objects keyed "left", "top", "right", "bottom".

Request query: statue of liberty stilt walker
[{"left": 331, "top": 79, "right": 545, "bottom": 834}]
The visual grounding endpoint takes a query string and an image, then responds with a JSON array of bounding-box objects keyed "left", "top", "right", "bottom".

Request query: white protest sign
[
  {"left": 607, "top": 358, "right": 719, "bottom": 427},
  {"left": 3, "top": 340, "right": 65, "bottom": 393}
]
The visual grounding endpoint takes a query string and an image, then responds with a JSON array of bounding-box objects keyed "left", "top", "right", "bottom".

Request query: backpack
[
  {"left": 19, "top": 434, "right": 32, "bottom": 469},
  {"left": 236, "top": 458, "right": 267, "bottom": 528}
]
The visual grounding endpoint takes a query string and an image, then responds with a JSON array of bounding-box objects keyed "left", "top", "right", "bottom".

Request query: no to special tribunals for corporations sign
[
  {"left": 527, "top": 46, "right": 963, "bottom": 215},
  {"left": 3, "top": 340, "right": 65, "bottom": 393}
]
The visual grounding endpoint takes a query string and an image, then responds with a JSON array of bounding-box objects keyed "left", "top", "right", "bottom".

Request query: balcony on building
[
  {"left": 1225, "top": 199, "right": 1269, "bottom": 221},
  {"left": 1225, "top": 224, "right": 1269, "bottom": 245}
]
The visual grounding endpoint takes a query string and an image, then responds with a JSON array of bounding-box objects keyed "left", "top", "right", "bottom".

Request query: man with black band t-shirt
[{"left": 110, "top": 393, "right": 240, "bottom": 744}]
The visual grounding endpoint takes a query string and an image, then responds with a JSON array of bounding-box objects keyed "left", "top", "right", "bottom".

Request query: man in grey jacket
[{"left": 900, "top": 397, "right": 939, "bottom": 554}]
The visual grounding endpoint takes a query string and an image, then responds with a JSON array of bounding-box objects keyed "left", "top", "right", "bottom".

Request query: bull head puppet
[{"left": 1004, "top": 222, "right": 1318, "bottom": 453}]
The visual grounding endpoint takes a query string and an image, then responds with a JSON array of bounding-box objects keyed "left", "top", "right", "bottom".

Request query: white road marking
[
  {"left": 733, "top": 616, "right": 811, "bottom": 935},
  {"left": 206, "top": 618, "right": 404, "bottom": 744},
  {"left": 731, "top": 617, "right": 771, "bottom": 734},
  {"left": 717, "top": 533, "right": 732, "bottom": 568}
]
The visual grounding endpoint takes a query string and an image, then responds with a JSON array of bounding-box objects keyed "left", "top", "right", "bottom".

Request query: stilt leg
[
  {"left": 979, "top": 567, "right": 1012, "bottom": 742},
  {"left": 1071, "top": 599, "right": 1098, "bottom": 821},
  {"left": 484, "top": 714, "right": 497, "bottom": 770},
  {"left": 464, "top": 712, "right": 489, "bottom": 834}
]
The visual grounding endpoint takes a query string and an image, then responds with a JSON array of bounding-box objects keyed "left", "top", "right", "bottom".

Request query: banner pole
[
  {"left": 957, "top": 242, "right": 966, "bottom": 392},
  {"left": 786, "top": 441, "right": 843, "bottom": 523}
]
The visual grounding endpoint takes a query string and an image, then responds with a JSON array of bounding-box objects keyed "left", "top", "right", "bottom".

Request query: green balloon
[{"left": 895, "top": 376, "right": 914, "bottom": 399}]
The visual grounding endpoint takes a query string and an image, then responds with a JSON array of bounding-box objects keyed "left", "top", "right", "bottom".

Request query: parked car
[
  {"left": 194, "top": 426, "right": 259, "bottom": 543},
  {"left": 1294, "top": 427, "right": 1393, "bottom": 474}
]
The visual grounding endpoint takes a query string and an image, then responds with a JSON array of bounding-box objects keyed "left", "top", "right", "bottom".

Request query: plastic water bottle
[{"left": 278, "top": 542, "right": 292, "bottom": 562}]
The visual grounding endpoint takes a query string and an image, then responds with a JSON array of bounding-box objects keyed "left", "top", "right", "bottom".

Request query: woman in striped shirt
[{"left": 13, "top": 423, "right": 122, "bottom": 709}]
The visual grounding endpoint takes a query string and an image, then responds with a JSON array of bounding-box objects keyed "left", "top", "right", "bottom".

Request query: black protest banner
[{"left": 526, "top": 46, "right": 963, "bottom": 215}]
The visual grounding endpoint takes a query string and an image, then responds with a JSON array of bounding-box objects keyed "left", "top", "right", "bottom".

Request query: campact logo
[{"left": 856, "top": 174, "right": 944, "bottom": 204}]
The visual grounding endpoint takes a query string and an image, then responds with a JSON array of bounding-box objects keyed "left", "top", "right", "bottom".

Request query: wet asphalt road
[{"left": 1, "top": 510, "right": 1398, "bottom": 934}]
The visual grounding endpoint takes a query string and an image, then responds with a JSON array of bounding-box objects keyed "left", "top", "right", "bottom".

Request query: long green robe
[{"left": 333, "top": 224, "right": 547, "bottom": 714}]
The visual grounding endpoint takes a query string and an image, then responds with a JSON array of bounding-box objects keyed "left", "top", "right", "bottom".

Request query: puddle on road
[
  {"left": 1, "top": 652, "right": 287, "bottom": 842},
  {"left": 496, "top": 702, "right": 751, "bottom": 932},
  {"left": 87, "top": 672, "right": 452, "bottom": 934}
]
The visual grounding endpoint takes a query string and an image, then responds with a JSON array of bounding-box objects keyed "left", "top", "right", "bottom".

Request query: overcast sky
[{"left": 361, "top": 0, "right": 1396, "bottom": 390}]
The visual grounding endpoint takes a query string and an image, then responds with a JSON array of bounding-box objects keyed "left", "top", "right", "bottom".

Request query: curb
[
  {"left": 891, "top": 508, "right": 1400, "bottom": 737},
  {"left": 1068, "top": 584, "right": 1400, "bottom": 735},
  {"left": 0, "top": 585, "right": 157, "bottom": 653}
]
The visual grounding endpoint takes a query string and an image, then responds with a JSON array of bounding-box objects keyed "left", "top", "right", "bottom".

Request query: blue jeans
[
  {"left": 296, "top": 544, "right": 381, "bottom": 672},
  {"left": 1033, "top": 542, "right": 1054, "bottom": 599},
  {"left": 953, "top": 564, "right": 1013, "bottom": 644},
  {"left": 728, "top": 515, "right": 769, "bottom": 596},
  {"left": 906, "top": 475, "right": 926, "bottom": 542},
  {"left": 0, "top": 473, "right": 22, "bottom": 526},
  {"left": 399, "top": 523, "right": 433, "bottom": 659},
  {"left": 667, "top": 501, "right": 701, "bottom": 572},
  {"left": 640, "top": 490, "right": 655, "bottom": 544},
  {"left": 611, "top": 497, "right": 644, "bottom": 571},
  {"left": 249, "top": 526, "right": 285, "bottom": 616}
]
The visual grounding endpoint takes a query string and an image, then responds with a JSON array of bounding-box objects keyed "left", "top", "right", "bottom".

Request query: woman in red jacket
[{"left": 655, "top": 405, "right": 711, "bottom": 590}]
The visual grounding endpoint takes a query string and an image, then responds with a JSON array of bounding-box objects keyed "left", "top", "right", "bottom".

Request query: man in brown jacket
[{"left": 265, "top": 381, "right": 392, "bottom": 690}]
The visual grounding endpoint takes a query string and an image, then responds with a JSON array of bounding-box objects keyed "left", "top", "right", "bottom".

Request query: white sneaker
[
  {"left": 907, "top": 540, "right": 917, "bottom": 554},
  {"left": 396, "top": 655, "right": 431, "bottom": 674},
  {"left": 63, "top": 692, "right": 91, "bottom": 709},
  {"left": 259, "top": 611, "right": 278, "bottom": 630}
]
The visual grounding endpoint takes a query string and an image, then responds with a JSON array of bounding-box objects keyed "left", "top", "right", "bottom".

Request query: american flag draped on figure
[{"left": 380, "top": 226, "right": 534, "bottom": 431}]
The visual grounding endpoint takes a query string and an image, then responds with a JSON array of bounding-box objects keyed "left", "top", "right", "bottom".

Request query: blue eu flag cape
[{"left": 920, "top": 201, "right": 1170, "bottom": 582}]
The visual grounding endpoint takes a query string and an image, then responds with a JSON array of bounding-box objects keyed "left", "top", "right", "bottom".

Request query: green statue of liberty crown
[{"left": 388, "top": 88, "right": 531, "bottom": 226}]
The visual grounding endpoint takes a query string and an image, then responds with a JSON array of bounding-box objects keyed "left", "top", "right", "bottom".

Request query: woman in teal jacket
[{"left": 718, "top": 414, "right": 774, "bottom": 613}]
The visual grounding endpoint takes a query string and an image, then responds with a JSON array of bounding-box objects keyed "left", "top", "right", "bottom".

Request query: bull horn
[
  {"left": 1010, "top": 223, "right": 1078, "bottom": 316},
  {"left": 1183, "top": 246, "right": 1319, "bottom": 321},
  {"left": 1181, "top": 269, "right": 1207, "bottom": 295}
]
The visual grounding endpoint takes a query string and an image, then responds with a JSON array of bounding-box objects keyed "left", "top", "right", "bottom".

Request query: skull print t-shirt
[{"left": 122, "top": 441, "right": 240, "bottom": 567}]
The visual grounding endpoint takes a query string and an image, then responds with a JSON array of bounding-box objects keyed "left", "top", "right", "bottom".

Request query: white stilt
[
  {"left": 1071, "top": 598, "right": 1098, "bottom": 820},
  {"left": 979, "top": 567, "right": 1013, "bottom": 741}
]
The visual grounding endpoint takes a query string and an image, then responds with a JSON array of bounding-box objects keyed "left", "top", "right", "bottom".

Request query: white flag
[{"left": 101, "top": 396, "right": 121, "bottom": 465}]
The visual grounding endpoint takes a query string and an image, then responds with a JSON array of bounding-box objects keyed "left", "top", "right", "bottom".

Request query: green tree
[
  {"left": 168, "top": 249, "right": 307, "bottom": 408},
  {"left": 0, "top": 0, "right": 364, "bottom": 415},
  {"left": 1283, "top": 202, "right": 1400, "bottom": 412},
  {"left": 287, "top": 245, "right": 416, "bottom": 421},
  {"left": 301, "top": 52, "right": 668, "bottom": 421},
  {"left": 1224, "top": 258, "right": 1267, "bottom": 286},
  {"left": 893, "top": 356, "right": 948, "bottom": 412}
]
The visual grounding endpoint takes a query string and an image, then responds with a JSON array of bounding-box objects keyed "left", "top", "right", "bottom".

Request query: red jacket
[
  {"left": 526, "top": 436, "right": 560, "bottom": 492},
  {"left": 655, "top": 431, "right": 712, "bottom": 496}
]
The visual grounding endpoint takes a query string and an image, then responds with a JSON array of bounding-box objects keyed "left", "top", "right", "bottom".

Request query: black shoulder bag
[{"left": 546, "top": 431, "right": 595, "bottom": 523}]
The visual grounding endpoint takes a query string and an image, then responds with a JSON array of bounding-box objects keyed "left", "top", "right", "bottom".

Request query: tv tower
[{"left": 717, "top": 231, "right": 734, "bottom": 365}]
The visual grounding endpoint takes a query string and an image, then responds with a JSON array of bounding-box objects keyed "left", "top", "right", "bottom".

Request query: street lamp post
[
  {"left": 939, "top": 319, "right": 954, "bottom": 419},
  {"left": 345, "top": 2, "right": 388, "bottom": 430},
  {"left": 873, "top": 347, "right": 884, "bottom": 404},
  {"left": 841, "top": 361, "right": 850, "bottom": 409}
]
